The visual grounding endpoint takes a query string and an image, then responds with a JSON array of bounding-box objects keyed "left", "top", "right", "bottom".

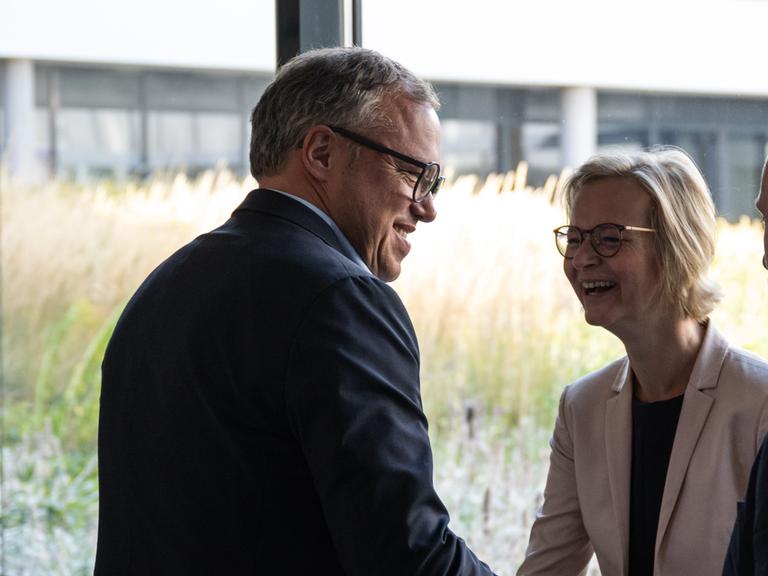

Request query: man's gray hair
[{"left": 249, "top": 47, "right": 440, "bottom": 179}]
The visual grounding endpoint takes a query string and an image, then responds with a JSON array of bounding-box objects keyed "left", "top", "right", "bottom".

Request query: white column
[
  {"left": 560, "top": 86, "right": 597, "bottom": 169},
  {"left": 3, "top": 59, "right": 40, "bottom": 184}
]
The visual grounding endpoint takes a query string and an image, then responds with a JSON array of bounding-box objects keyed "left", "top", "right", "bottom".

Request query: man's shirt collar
[{"left": 263, "top": 188, "right": 370, "bottom": 273}]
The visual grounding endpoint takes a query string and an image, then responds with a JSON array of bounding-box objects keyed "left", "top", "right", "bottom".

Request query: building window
[
  {"left": 147, "top": 111, "right": 241, "bottom": 172},
  {"left": 57, "top": 108, "right": 141, "bottom": 180},
  {"left": 723, "top": 132, "right": 767, "bottom": 220},
  {"left": 597, "top": 127, "right": 649, "bottom": 154},
  {"left": 441, "top": 119, "right": 497, "bottom": 177},
  {"left": 522, "top": 122, "right": 560, "bottom": 184}
]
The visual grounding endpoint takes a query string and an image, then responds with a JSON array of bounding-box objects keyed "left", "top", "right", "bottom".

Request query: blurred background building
[{"left": 2, "top": 0, "right": 767, "bottom": 219}]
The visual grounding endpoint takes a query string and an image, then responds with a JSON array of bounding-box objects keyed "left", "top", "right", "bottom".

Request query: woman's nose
[{"left": 570, "top": 238, "right": 601, "bottom": 268}]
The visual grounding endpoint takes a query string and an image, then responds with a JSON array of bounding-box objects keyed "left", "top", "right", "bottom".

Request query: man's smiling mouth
[{"left": 394, "top": 224, "right": 412, "bottom": 239}]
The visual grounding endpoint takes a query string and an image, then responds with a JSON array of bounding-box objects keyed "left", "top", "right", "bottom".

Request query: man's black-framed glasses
[
  {"left": 330, "top": 125, "right": 444, "bottom": 203},
  {"left": 553, "top": 223, "right": 656, "bottom": 259}
]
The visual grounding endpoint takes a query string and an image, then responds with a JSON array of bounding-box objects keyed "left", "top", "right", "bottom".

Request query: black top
[{"left": 628, "top": 392, "right": 685, "bottom": 576}]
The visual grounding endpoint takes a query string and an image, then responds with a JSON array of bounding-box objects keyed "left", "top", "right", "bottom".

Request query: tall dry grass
[
  {"left": 2, "top": 166, "right": 768, "bottom": 574},
  {"left": 2, "top": 171, "right": 253, "bottom": 398}
]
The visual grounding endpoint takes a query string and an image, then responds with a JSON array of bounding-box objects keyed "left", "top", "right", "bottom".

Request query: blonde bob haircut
[{"left": 561, "top": 147, "right": 722, "bottom": 322}]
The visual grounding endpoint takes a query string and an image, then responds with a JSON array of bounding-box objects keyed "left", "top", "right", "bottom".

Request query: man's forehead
[
  {"left": 381, "top": 97, "right": 438, "bottom": 129},
  {"left": 375, "top": 97, "right": 440, "bottom": 153}
]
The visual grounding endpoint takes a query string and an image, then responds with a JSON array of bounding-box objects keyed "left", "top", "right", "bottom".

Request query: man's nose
[{"left": 411, "top": 193, "right": 437, "bottom": 223}]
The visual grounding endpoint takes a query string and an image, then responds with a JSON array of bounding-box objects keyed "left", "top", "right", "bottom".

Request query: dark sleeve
[
  {"left": 723, "top": 435, "right": 768, "bottom": 576},
  {"left": 284, "top": 275, "right": 495, "bottom": 576},
  {"left": 753, "top": 436, "right": 768, "bottom": 576}
]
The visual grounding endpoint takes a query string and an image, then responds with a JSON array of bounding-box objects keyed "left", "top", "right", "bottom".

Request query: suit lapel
[
  {"left": 605, "top": 359, "right": 633, "bottom": 575},
  {"left": 655, "top": 321, "right": 727, "bottom": 555}
]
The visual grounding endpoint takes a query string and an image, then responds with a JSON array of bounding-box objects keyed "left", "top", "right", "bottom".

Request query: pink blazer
[{"left": 518, "top": 322, "right": 768, "bottom": 576}]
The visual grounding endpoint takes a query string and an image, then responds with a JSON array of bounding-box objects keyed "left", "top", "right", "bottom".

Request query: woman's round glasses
[
  {"left": 553, "top": 223, "right": 656, "bottom": 258},
  {"left": 329, "top": 125, "right": 444, "bottom": 203}
]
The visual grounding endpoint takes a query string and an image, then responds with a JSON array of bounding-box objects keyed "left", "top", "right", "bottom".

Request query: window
[
  {"left": 441, "top": 119, "right": 497, "bottom": 176},
  {"left": 723, "top": 133, "right": 767, "bottom": 220},
  {"left": 57, "top": 108, "right": 141, "bottom": 179},
  {"left": 147, "top": 111, "right": 241, "bottom": 171}
]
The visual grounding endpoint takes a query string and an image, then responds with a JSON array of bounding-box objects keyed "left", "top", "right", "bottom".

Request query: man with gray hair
[
  {"left": 95, "top": 47, "right": 495, "bottom": 575},
  {"left": 723, "top": 158, "right": 768, "bottom": 576}
]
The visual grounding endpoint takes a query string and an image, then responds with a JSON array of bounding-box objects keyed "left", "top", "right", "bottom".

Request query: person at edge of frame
[{"left": 722, "top": 156, "right": 768, "bottom": 576}]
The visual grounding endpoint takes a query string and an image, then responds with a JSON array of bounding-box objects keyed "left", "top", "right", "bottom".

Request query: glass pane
[
  {"left": 723, "top": 133, "right": 766, "bottom": 220},
  {"left": 659, "top": 128, "right": 719, "bottom": 197},
  {"left": 523, "top": 89, "right": 560, "bottom": 122},
  {"left": 441, "top": 119, "right": 496, "bottom": 176},
  {"left": 598, "top": 92, "right": 650, "bottom": 123},
  {"left": 59, "top": 67, "right": 141, "bottom": 109},
  {"left": 598, "top": 127, "right": 649, "bottom": 153},
  {"left": 522, "top": 121, "right": 560, "bottom": 184},
  {"left": 147, "top": 111, "right": 195, "bottom": 166},
  {"left": 435, "top": 84, "right": 497, "bottom": 122},
  {"left": 146, "top": 71, "right": 239, "bottom": 112},
  {"left": 148, "top": 111, "right": 240, "bottom": 170},
  {"left": 196, "top": 113, "right": 240, "bottom": 163},
  {"left": 36, "top": 107, "right": 50, "bottom": 170},
  {"left": 57, "top": 108, "right": 141, "bottom": 178}
]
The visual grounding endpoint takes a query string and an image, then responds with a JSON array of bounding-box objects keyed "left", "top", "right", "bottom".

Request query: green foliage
[
  {"left": 15, "top": 299, "right": 123, "bottom": 452},
  {"left": 3, "top": 300, "right": 122, "bottom": 575},
  {"left": 3, "top": 177, "right": 768, "bottom": 575}
]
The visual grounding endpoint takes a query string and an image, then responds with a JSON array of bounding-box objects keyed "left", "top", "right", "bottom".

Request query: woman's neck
[{"left": 621, "top": 317, "right": 705, "bottom": 403}]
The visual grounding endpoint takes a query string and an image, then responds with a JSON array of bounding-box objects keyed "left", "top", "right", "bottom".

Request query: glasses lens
[
  {"left": 415, "top": 163, "right": 440, "bottom": 202},
  {"left": 432, "top": 175, "right": 445, "bottom": 197},
  {"left": 594, "top": 224, "right": 622, "bottom": 256},
  {"left": 555, "top": 226, "right": 580, "bottom": 258}
]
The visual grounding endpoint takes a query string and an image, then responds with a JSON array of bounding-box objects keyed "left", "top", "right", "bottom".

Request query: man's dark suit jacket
[
  {"left": 95, "top": 189, "right": 493, "bottom": 575},
  {"left": 723, "top": 435, "right": 768, "bottom": 576}
]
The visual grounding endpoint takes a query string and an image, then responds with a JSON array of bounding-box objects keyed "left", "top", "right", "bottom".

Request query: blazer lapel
[
  {"left": 655, "top": 321, "right": 727, "bottom": 554},
  {"left": 605, "top": 358, "right": 633, "bottom": 575}
]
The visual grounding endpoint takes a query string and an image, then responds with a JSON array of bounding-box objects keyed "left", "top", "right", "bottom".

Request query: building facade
[{"left": 2, "top": 0, "right": 768, "bottom": 219}]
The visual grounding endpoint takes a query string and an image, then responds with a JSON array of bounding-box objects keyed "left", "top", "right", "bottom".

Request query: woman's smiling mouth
[{"left": 582, "top": 280, "right": 617, "bottom": 295}]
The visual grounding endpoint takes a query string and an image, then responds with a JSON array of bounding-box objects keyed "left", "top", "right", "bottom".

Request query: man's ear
[{"left": 301, "top": 125, "right": 338, "bottom": 182}]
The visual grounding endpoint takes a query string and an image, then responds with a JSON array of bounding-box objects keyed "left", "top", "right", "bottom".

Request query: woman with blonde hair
[{"left": 518, "top": 148, "right": 768, "bottom": 576}]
